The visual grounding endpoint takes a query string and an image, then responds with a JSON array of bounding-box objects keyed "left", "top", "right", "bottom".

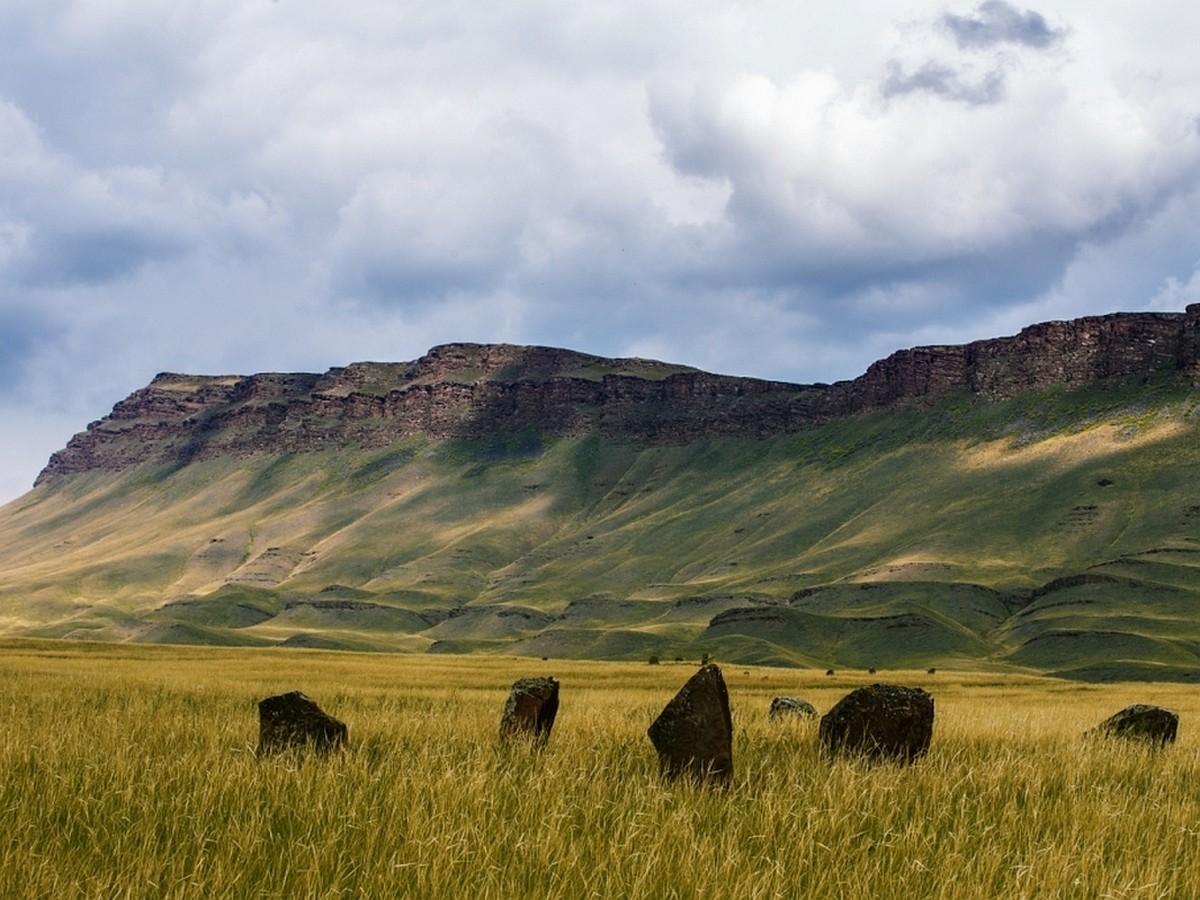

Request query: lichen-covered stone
[
  {"left": 647, "top": 664, "right": 733, "bottom": 786},
  {"left": 1087, "top": 704, "right": 1179, "bottom": 747},
  {"left": 499, "top": 676, "right": 560, "bottom": 745},
  {"left": 769, "top": 697, "right": 818, "bottom": 720},
  {"left": 819, "top": 683, "right": 934, "bottom": 764}
]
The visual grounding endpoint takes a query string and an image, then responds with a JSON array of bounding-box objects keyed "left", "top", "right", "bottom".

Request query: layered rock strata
[{"left": 37, "top": 306, "right": 1200, "bottom": 483}]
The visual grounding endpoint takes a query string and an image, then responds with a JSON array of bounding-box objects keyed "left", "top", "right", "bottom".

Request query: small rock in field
[
  {"left": 257, "top": 691, "right": 347, "bottom": 756},
  {"left": 1087, "top": 704, "right": 1178, "bottom": 747},
  {"left": 499, "top": 676, "right": 560, "bottom": 745},
  {"left": 768, "top": 696, "right": 818, "bottom": 720}
]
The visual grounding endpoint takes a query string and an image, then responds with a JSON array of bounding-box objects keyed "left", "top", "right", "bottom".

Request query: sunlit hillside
[{"left": 4, "top": 377, "right": 1200, "bottom": 678}]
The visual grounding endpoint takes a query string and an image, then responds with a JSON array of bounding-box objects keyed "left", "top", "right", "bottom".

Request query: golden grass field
[{"left": 2, "top": 640, "right": 1198, "bottom": 899}]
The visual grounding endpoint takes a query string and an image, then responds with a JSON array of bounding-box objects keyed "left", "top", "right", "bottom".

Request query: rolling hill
[{"left": 5, "top": 309, "right": 1200, "bottom": 679}]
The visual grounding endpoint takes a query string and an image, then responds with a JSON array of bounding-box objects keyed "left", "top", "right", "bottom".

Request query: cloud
[
  {"left": 942, "top": 1, "right": 1066, "bottom": 50},
  {"left": 649, "top": 51, "right": 1200, "bottom": 310},
  {"left": 881, "top": 2, "right": 1068, "bottom": 107},
  {"left": 881, "top": 61, "right": 1007, "bottom": 105},
  {"left": 0, "top": 100, "right": 219, "bottom": 289},
  {"left": 0, "top": 308, "right": 58, "bottom": 391},
  {"left": 1, "top": 0, "right": 1200, "bottom": 504}
]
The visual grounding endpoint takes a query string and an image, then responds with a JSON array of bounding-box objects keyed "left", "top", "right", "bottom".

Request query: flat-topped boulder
[
  {"left": 819, "top": 683, "right": 933, "bottom": 764},
  {"left": 1087, "top": 704, "right": 1179, "bottom": 747}
]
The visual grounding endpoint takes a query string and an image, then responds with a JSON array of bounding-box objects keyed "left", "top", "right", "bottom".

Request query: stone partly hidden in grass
[
  {"left": 647, "top": 663, "right": 733, "bottom": 786},
  {"left": 257, "top": 690, "right": 348, "bottom": 757},
  {"left": 1087, "top": 704, "right": 1179, "bottom": 748},
  {"left": 769, "top": 696, "right": 818, "bottom": 720},
  {"left": 499, "top": 676, "right": 560, "bottom": 745},
  {"left": 819, "top": 683, "right": 934, "bottom": 765}
]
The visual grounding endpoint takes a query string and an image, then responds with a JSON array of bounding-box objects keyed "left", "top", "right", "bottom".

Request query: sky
[{"left": 2, "top": 0, "right": 1200, "bottom": 503}]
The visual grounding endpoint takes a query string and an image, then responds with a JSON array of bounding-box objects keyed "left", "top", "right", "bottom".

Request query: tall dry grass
[{"left": 1, "top": 641, "right": 1197, "bottom": 898}]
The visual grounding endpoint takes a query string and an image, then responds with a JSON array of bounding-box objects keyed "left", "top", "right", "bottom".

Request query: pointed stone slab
[
  {"left": 819, "top": 683, "right": 933, "bottom": 765},
  {"left": 257, "top": 690, "right": 347, "bottom": 756},
  {"left": 647, "top": 663, "right": 733, "bottom": 786},
  {"left": 499, "top": 676, "right": 560, "bottom": 745},
  {"left": 1087, "top": 704, "right": 1179, "bottom": 748}
]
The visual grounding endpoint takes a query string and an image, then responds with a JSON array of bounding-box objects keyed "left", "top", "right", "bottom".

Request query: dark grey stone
[
  {"left": 499, "top": 676, "right": 560, "bottom": 744},
  {"left": 647, "top": 663, "right": 733, "bottom": 786},
  {"left": 768, "top": 696, "right": 818, "bottom": 720},
  {"left": 819, "top": 683, "right": 934, "bottom": 764},
  {"left": 1087, "top": 704, "right": 1179, "bottom": 747},
  {"left": 257, "top": 691, "right": 347, "bottom": 756}
]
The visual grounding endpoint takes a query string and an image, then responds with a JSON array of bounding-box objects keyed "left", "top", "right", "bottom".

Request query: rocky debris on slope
[{"left": 35, "top": 306, "right": 1200, "bottom": 483}]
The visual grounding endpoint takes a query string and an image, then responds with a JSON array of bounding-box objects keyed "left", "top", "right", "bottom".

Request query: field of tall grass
[{"left": 2, "top": 640, "right": 1198, "bottom": 898}]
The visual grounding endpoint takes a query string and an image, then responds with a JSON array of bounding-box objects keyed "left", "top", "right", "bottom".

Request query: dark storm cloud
[
  {"left": 881, "top": 61, "right": 1007, "bottom": 105},
  {"left": 0, "top": 308, "right": 57, "bottom": 390},
  {"left": 0, "top": 4, "right": 204, "bottom": 166},
  {"left": 18, "top": 229, "right": 187, "bottom": 287},
  {"left": 942, "top": 1, "right": 1066, "bottom": 50}
]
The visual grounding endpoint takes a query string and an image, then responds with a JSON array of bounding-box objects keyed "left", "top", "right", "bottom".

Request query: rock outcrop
[{"left": 36, "top": 306, "right": 1200, "bottom": 484}]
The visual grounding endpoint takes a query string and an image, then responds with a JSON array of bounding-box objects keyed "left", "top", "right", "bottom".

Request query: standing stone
[
  {"left": 819, "top": 683, "right": 934, "bottom": 764},
  {"left": 499, "top": 676, "right": 560, "bottom": 744},
  {"left": 647, "top": 663, "right": 733, "bottom": 786},
  {"left": 1087, "top": 704, "right": 1179, "bottom": 747},
  {"left": 769, "top": 696, "right": 818, "bottom": 720},
  {"left": 257, "top": 691, "right": 347, "bottom": 756}
]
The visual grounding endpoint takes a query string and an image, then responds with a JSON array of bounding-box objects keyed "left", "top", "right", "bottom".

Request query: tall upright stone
[
  {"left": 499, "top": 676, "right": 560, "bottom": 745},
  {"left": 257, "top": 690, "right": 347, "bottom": 756},
  {"left": 647, "top": 663, "right": 733, "bottom": 786},
  {"left": 819, "top": 683, "right": 933, "bottom": 765}
]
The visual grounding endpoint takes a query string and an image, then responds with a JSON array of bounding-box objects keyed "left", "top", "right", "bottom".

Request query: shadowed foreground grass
[{"left": 2, "top": 641, "right": 1198, "bottom": 898}]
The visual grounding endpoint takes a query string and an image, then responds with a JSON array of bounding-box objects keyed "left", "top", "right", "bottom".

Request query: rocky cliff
[{"left": 35, "top": 306, "right": 1200, "bottom": 484}]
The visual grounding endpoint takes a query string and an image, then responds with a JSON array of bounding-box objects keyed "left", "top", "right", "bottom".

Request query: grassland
[{"left": 2, "top": 640, "right": 1198, "bottom": 898}]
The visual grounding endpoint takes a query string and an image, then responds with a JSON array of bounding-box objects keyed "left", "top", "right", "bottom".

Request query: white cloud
[{"left": 2, "top": 0, "right": 1200, "bottom": 502}]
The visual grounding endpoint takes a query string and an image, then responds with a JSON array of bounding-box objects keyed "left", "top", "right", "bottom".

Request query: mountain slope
[{"left": 5, "top": 310, "right": 1200, "bottom": 678}]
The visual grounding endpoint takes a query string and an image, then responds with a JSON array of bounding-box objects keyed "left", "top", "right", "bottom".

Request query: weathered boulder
[
  {"left": 257, "top": 691, "right": 347, "bottom": 756},
  {"left": 819, "top": 683, "right": 934, "bottom": 764},
  {"left": 499, "top": 676, "right": 560, "bottom": 744},
  {"left": 769, "top": 696, "right": 818, "bottom": 720},
  {"left": 647, "top": 663, "right": 733, "bottom": 786},
  {"left": 1087, "top": 704, "right": 1179, "bottom": 747}
]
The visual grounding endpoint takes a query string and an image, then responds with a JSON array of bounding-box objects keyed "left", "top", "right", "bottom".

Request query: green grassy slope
[{"left": 4, "top": 383, "right": 1200, "bottom": 676}]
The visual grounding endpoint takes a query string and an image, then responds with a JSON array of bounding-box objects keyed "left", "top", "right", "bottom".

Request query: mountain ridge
[{"left": 36, "top": 304, "right": 1200, "bottom": 484}]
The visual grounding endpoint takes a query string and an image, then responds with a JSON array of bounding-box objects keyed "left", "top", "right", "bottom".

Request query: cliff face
[
  {"left": 849, "top": 307, "right": 1200, "bottom": 407},
  {"left": 35, "top": 306, "right": 1200, "bottom": 484}
]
